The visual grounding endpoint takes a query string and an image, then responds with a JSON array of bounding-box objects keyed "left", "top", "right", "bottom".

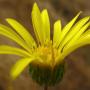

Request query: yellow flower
[{"left": 0, "top": 2, "right": 90, "bottom": 83}]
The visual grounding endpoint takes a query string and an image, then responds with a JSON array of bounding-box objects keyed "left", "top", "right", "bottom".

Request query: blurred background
[{"left": 0, "top": 0, "right": 90, "bottom": 90}]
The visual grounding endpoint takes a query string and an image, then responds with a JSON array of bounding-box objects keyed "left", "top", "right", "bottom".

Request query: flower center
[{"left": 33, "top": 43, "right": 60, "bottom": 68}]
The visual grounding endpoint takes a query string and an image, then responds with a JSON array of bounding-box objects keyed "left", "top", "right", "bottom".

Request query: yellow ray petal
[
  {"left": 82, "top": 29, "right": 90, "bottom": 35},
  {"left": 0, "top": 45, "right": 31, "bottom": 57},
  {"left": 6, "top": 18, "right": 36, "bottom": 48},
  {"left": 56, "top": 12, "right": 81, "bottom": 48},
  {"left": 53, "top": 20, "right": 61, "bottom": 47},
  {"left": 62, "top": 34, "right": 90, "bottom": 59},
  {"left": 10, "top": 57, "right": 34, "bottom": 79},
  {"left": 59, "top": 16, "right": 90, "bottom": 52},
  {"left": 31, "top": 3, "right": 44, "bottom": 44},
  {"left": 41, "top": 9, "right": 50, "bottom": 43},
  {"left": 0, "top": 24, "right": 32, "bottom": 52},
  {"left": 64, "top": 22, "right": 90, "bottom": 51}
]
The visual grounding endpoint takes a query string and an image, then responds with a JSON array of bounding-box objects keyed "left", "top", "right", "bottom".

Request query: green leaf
[
  {"left": 11, "top": 57, "right": 34, "bottom": 79},
  {"left": 0, "top": 45, "right": 31, "bottom": 57},
  {"left": 6, "top": 18, "right": 36, "bottom": 48}
]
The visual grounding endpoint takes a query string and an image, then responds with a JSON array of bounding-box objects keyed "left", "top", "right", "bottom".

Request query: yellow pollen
[{"left": 34, "top": 45, "right": 59, "bottom": 68}]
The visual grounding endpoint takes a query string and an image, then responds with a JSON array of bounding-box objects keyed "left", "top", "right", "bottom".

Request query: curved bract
[{"left": 0, "top": 2, "right": 89, "bottom": 86}]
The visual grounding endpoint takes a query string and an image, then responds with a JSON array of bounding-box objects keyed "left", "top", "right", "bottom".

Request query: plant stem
[{"left": 44, "top": 85, "right": 48, "bottom": 90}]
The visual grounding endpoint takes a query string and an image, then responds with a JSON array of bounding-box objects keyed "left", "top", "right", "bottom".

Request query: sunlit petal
[
  {"left": 11, "top": 58, "right": 35, "bottom": 79},
  {"left": 6, "top": 18, "right": 36, "bottom": 48},
  {"left": 53, "top": 20, "right": 61, "bottom": 48},
  {"left": 57, "top": 12, "right": 81, "bottom": 48},
  {"left": 64, "top": 22, "right": 90, "bottom": 51},
  {"left": 0, "top": 45, "right": 31, "bottom": 57},
  {"left": 0, "top": 24, "right": 31, "bottom": 52},
  {"left": 62, "top": 34, "right": 90, "bottom": 59},
  {"left": 31, "top": 3, "right": 44, "bottom": 44},
  {"left": 59, "top": 16, "right": 90, "bottom": 52},
  {"left": 41, "top": 9, "right": 50, "bottom": 43}
]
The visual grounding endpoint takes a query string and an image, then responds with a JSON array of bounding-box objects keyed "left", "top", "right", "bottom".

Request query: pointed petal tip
[
  {"left": 5, "top": 18, "right": 15, "bottom": 23},
  {"left": 33, "top": 2, "right": 38, "bottom": 10},
  {"left": 41, "top": 9, "right": 49, "bottom": 18},
  {"left": 32, "top": 2, "right": 40, "bottom": 15},
  {"left": 75, "top": 11, "right": 82, "bottom": 18},
  {"left": 33, "top": 2, "right": 37, "bottom": 6},
  {"left": 6, "top": 18, "right": 12, "bottom": 21},
  {"left": 10, "top": 68, "right": 17, "bottom": 80},
  {"left": 79, "top": 11, "right": 82, "bottom": 14},
  {"left": 77, "top": 11, "right": 90, "bottom": 20},
  {"left": 42, "top": 9, "right": 48, "bottom": 13},
  {"left": 10, "top": 74, "right": 16, "bottom": 81},
  {"left": 55, "top": 20, "right": 61, "bottom": 24}
]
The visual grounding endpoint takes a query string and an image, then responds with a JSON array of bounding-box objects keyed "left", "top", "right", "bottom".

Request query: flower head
[{"left": 0, "top": 2, "right": 90, "bottom": 85}]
